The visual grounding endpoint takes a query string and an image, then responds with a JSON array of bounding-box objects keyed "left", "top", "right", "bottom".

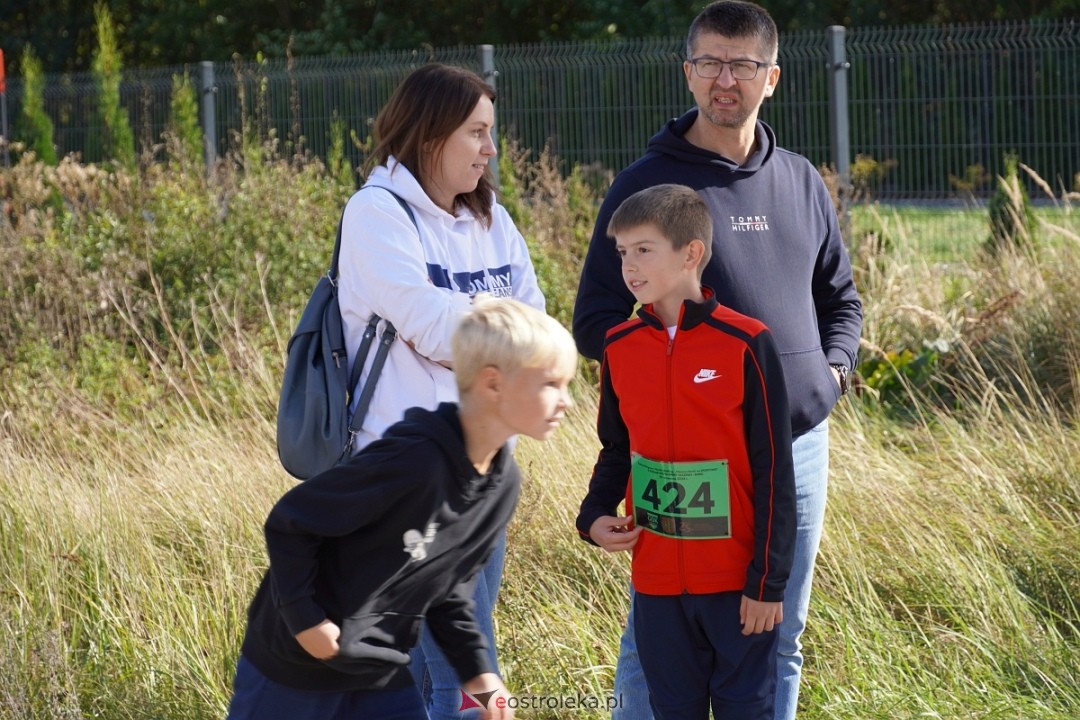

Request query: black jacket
[
  {"left": 240, "top": 403, "right": 521, "bottom": 692},
  {"left": 573, "top": 112, "right": 863, "bottom": 436}
]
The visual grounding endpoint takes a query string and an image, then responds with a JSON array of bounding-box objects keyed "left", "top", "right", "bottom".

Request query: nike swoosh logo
[{"left": 693, "top": 372, "right": 721, "bottom": 384}]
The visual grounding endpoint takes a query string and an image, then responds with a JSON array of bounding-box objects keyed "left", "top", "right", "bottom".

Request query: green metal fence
[
  {"left": 845, "top": 22, "right": 1080, "bottom": 199},
  {"left": 3, "top": 20, "right": 1077, "bottom": 201}
]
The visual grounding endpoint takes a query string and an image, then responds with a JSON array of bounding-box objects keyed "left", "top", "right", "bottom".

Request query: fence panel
[
  {"left": 761, "top": 30, "right": 832, "bottom": 168},
  {"left": 209, "top": 48, "right": 480, "bottom": 168},
  {"left": 494, "top": 39, "right": 686, "bottom": 171},
  {"left": 2, "top": 21, "right": 1077, "bottom": 201},
  {"left": 847, "top": 21, "right": 1080, "bottom": 199}
]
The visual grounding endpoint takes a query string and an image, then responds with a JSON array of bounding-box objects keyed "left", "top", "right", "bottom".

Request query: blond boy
[{"left": 229, "top": 297, "right": 577, "bottom": 720}]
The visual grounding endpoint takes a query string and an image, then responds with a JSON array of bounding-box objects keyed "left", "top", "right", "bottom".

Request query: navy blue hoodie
[
  {"left": 239, "top": 403, "right": 520, "bottom": 693},
  {"left": 573, "top": 111, "right": 862, "bottom": 436}
]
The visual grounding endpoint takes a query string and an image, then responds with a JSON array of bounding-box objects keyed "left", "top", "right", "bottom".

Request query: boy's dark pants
[
  {"left": 226, "top": 655, "right": 428, "bottom": 720},
  {"left": 634, "top": 590, "right": 778, "bottom": 720}
]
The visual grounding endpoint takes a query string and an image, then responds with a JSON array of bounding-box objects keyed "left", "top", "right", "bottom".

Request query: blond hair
[{"left": 452, "top": 296, "right": 577, "bottom": 392}]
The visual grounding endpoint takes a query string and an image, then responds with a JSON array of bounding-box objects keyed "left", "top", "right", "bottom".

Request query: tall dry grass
[{"left": 1, "top": 152, "right": 1078, "bottom": 719}]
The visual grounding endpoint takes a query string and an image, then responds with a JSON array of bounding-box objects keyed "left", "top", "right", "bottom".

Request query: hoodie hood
[
  {"left": 382, "top": 403, "right": 510, "bottom": 499},
  {"left": 364, "top": 157, "right": 497, "bottom": 225},
  {"left": 364, "top": 157, "right": 462, "bottom": 222},
  {"left": 646, "top": 109, "right": 776, "bottom": 173}
]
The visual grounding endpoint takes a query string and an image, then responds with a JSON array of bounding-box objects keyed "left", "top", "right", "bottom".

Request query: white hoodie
[{"left": 338, "top": 159, "right": 545, "bottom": 450}]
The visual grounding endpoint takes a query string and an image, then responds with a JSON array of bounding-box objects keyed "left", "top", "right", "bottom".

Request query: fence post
[
  {"left": 200, "top": 60, "right": 217, "bottom": 175},
  {"left": 826, "top": 26, "right": 851, "bottom": 240},
  {"left": 479, "top": 44, "right": 498, "bottom": 188}
]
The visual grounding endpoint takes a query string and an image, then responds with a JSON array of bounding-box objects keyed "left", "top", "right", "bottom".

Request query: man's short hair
[
  {"left": 607, "top": 184, "right": 713, "bottom": 273},
  {"left": 453, "top": 297, "right": 578, "bottom": 392},
  {"left": 686, "top": 0, "right": 779, "bottom": 64}
]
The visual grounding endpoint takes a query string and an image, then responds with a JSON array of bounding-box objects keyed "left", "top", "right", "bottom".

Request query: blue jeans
[
  {"left": 612, "top": 421, "right": 830, "bottom": 720},
  {"left": 226, "top": 655, "right": 427, "bottom": 720},
  {"left": 409, "top": 531, "right": 506, "bottom": 720}
]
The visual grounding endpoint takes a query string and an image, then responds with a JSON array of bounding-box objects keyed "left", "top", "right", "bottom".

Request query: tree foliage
[
  {"left": 0, "top": 0, "right": 1074, "bottom": 74},
  {"left": 167, "top": 73, "right": 203, "bottom": 170},
  {"left": 16, "top": 46, "right": 57, "bottom": 165},
  {"left": 89, "top": 3, "right": 135, "bottom": 168}
]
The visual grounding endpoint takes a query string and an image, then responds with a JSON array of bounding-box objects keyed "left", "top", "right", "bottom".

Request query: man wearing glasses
[{"left": 572, "top": 2, "right": 862, "bottom": 719}]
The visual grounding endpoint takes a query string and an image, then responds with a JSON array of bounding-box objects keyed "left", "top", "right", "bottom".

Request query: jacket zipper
[{"left": 664, "top": 326, "right": 688, "bottom": 594}]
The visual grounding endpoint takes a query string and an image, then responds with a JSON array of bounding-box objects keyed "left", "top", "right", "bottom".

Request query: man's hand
[
  {"left": 589, "top": 515, "right": 642, "bottom": 552},
  {"left": 295, "top": 619, "right": 340, "bottom": 659},
  {"left": 739, "top": 596, "right": 783, "bottom": 635},
  {"left": 463, "top": 673, "right": 514, "bottom": 720}
]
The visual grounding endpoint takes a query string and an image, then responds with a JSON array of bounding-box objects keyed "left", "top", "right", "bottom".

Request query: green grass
[
  {"left": 1, "top": 378, "right": 1077, "bottom": 719},
  {"left": 850, "top": 203, "right": 1079, "bottom": 263},
  {"left": 1, "top": 152, "right": 1078, "bottom": 719}
]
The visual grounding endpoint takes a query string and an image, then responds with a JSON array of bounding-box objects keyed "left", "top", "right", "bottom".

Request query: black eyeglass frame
[{"left": 686, "top": 57, "right": 772, "bottom": 81}]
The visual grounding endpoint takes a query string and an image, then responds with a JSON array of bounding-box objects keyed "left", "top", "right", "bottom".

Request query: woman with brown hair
[{"left": 336, "top": 63, "right": 543, "bottom": 718}]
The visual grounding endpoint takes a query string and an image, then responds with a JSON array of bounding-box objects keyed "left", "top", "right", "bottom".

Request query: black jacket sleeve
[
  {"left": 575, "top": 349, "right": 632, "bottom": 542},
  {"left": 811, "top": 178, "right": 863, "bottom": 371},
  {"left": 263, "top": 446, "right": 421, "bottom": 636},
  {"left": 572, "top": 172, "right": 645, "bottom": 360},
  {"left": 741, "top": 329, "right": 797, "bottom": 602},
  {"left": 424, "top": 572, "right": 494, "bottom": 683},
  {"left": 424, "top": 466, "right": 522, "bottom": 683}
]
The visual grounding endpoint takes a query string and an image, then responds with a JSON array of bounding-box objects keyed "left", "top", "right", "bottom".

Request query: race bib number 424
[{"left": 630, "top": 456, "right": 731, "bottom": 539}]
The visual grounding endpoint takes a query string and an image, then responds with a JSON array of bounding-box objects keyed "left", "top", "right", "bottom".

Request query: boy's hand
[
  {"left": 739, "top": 596, "right": 783, "bottom": 635},
  {"left": 295, "top": 619, "right": 341, "bottom": 659},
  {"left": 463, "top": 673, "right": 514, "bottom": 719},
  {"left": 589, "top": 515, "right": 642, "bottom": 552}
]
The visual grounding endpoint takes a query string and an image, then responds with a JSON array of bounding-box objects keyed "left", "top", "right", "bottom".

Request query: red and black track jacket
[{"left": 576, "top": 290, "right": 796, "bottom": 601}]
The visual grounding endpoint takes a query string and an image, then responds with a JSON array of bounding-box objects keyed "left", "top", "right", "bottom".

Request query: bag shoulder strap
[
  {"left": 343, "top": 187, "right": 418, "bottom": 398},
  {"left": 343, "top": 187, "right": 420, "bottom": 446}
]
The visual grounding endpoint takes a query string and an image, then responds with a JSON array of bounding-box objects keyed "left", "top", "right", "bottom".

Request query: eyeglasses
[{"left": 688, "top": 57, "right": 771, "bottom": 81}]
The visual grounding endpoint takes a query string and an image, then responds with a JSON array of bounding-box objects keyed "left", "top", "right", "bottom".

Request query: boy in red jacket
[{"left": 576, "top": 184, "right": 796, "bottom": 720}]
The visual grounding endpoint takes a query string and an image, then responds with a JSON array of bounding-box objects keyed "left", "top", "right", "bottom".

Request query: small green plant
[
  {"left": 858, "top": 340, "right": 947, "bottom": 411},
  {"left": 948, "top": 162, "right": 991, "bottom": 201},
  {"left": 326, "top": 112, "right": 356, "bottom": 191},
  {"left": 986, "top": 152, "right": 1037, "bottom": 254},
  {"left": 850, "top": 153, "right": 897, "bottom": 201},
  {"left": 90, "top": 3, "right": 136, "bottom": 168},
  {"left": 17, "top": 46, "right": 58, "bottom": 165},
  {"left": 166, "top": 72, "right": 203, "bottom": 170}
]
